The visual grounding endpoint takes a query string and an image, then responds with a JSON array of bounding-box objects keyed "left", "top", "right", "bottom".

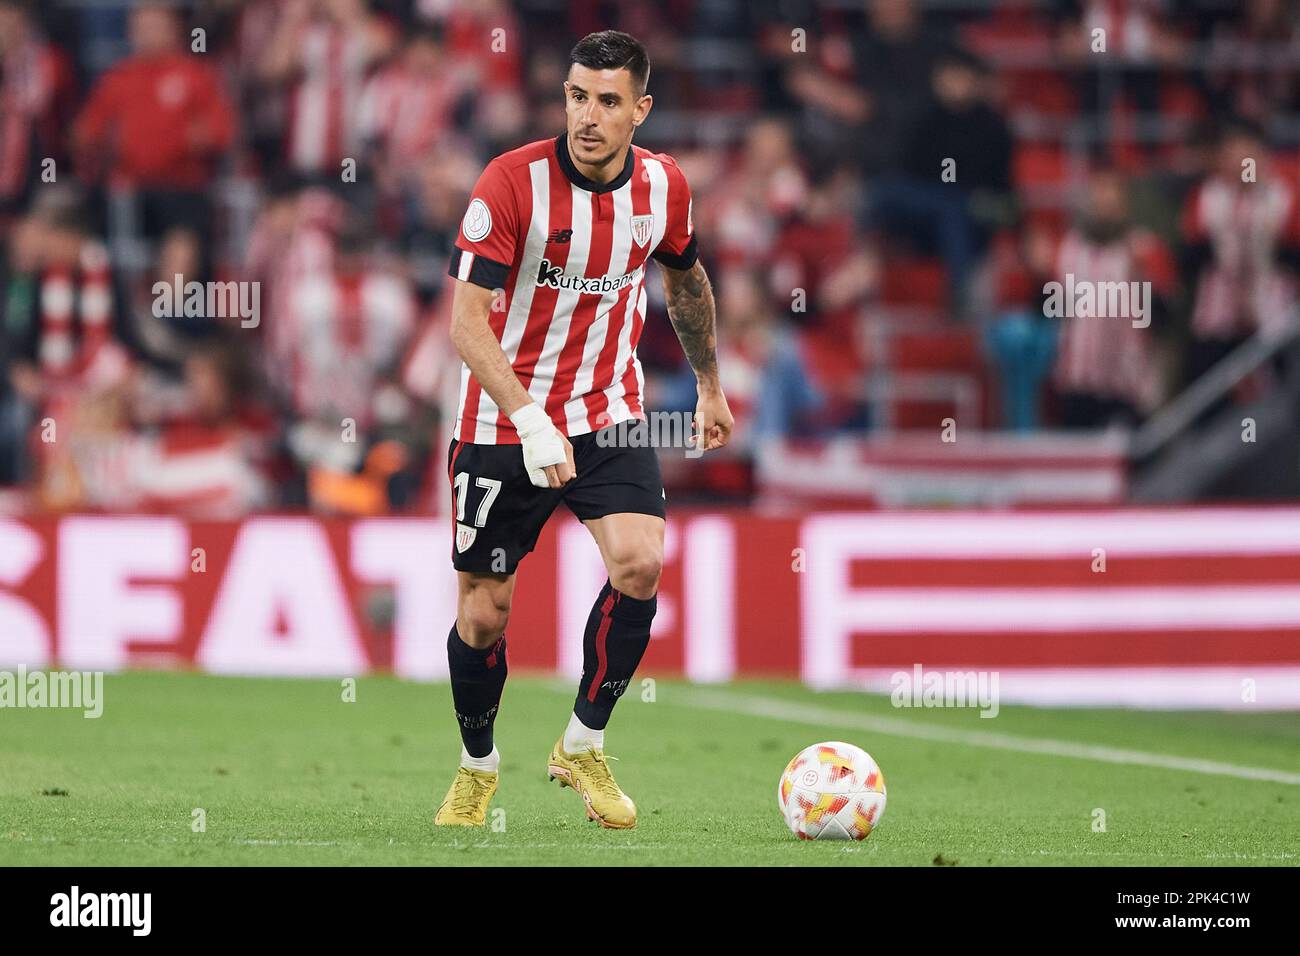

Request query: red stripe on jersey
[{"left": 324, "top": 31, "right": 343, "bottom": 167}]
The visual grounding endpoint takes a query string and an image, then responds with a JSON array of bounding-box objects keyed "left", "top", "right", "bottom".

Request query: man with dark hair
[
  {"left": 869, "top": 47, "right": 1013, "bottom": 313},
  {"left": 435, "top": 30, "right": 732, "bottom": 829},
  {"left": 570, "top": 29, "right": 651, "bottom": 96},
  {"left": 1181, "top": 117, "right": 1300, "bottom": 392}
]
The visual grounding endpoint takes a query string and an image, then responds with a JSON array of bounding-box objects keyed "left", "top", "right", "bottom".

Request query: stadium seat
[{"left": 880, "top": 256, "right": 949, "bottom": 309}]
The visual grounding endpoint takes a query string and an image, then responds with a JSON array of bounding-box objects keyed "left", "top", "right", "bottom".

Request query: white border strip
[
  {"left": 802, "top": 511, "right": 1300, "bottom": 556},
  {"left": 677, "top": 688, "right": 1300, "bottom": 785},
  {"left": 849, "top": 667, "right": 1300, "bottom": 710}
]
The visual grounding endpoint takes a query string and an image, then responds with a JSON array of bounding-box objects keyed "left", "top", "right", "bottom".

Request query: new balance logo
[{"left": 547, "top": 228, "right": 573, "bottom": 244}]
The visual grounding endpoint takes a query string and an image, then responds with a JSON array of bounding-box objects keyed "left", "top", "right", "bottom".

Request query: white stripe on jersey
[
  {"left": 457, "top": 251, "right": 474, "bottom": 281},
  {"left": 564, "top": 177, "right": 636, "bottom": 435},
  {"left": 454, "top": 364, "right": 471, "bottom": 441},
  {"left": 643, "top": 159, "right": 671, "bottom": 254},
  {"left": 292, "top": 30, "right": 330, "bottom": 172},
  {"left": 528, "top": 184, "right": 592, "bottom": 407},
  {"left": 630, "top": 285, "right": 649, "bottom": 411}
]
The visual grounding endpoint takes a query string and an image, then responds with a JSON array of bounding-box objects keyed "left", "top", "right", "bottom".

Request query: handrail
[{"left": 1129, "top": 311, "right": 1300, "bottom": 460}]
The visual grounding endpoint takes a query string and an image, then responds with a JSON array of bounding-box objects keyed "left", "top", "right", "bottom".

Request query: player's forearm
[
  {"left": 663, "top": 260, "right": 721, "bottom": 393},
  {"left": 449, "top": 280, "right": 534, "bottom": 416}
]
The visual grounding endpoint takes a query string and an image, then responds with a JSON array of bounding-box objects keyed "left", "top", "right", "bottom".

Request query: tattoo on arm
[{"left": 663, "top": 260, "right": 718, "bottom": 384}]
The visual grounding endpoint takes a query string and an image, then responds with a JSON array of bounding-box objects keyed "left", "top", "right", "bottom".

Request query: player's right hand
[
  {"left": 509, "top": 403, "right": 575, "bottom": 489},
  {"left": 542, "top": 435, "right": 576, "bottom": 489}
]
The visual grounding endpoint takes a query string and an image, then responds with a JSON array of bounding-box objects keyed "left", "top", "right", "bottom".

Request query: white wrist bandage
[{"left": 509, "top": 403, "right": 566, "bottom": 488}]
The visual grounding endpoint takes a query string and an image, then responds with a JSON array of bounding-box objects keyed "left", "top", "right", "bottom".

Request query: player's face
[{"left": 564, "top": 64, "right": 652, "bottom": 173}]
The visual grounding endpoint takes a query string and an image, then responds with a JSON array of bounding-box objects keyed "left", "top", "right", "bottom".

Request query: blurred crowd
[{"left": 0, "top": 0, "right": 1298, "bottom": 515}]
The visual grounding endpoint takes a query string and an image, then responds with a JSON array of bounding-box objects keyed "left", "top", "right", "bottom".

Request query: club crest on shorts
[
  {"left": 630, "top": 214, "right": 654, "bottom": 248},
  {"left": 455, "top": 522, "right": 478, "bottom": 553}
]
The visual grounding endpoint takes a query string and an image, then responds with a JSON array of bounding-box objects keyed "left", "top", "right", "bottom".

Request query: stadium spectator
[
  {"left": 655, "top": 270, "right": 824, "bottom": 450},
  {"left": 1180, "top": 119, "right": 1300, "bottom": 386},
  {"left": 770, "top": 164, "right": 875, "bottom": 336},
  {"left": 399, "top": 147, "right": 479, "bottom": 305},
  {"left": 1205, "top": 0, "right": 1300, "bottom": 129},
  {"left": 867, "top": 48, "right": 1014, "bottom": 315},
  {"left": 1055, "top": 0, "right": 1189, "bottom": 151},
  {"left": 984, "top": 223, "right": 1062, "bottom": 431},
  {"left": 706, "top": 118, "right": 808, "bottom": 273},
  {"left": 0, "top": 191, "right": 133, "bottom": 505},
  {"left": 786, "top": 0, "right": 953, "bottom": 176},
  {"left": 0, "top": 193, "right": 129, "bottom": 413},
  {"left": 1048, "top": 166, "right": 1175, "bottom": 429},
  {"left": 423, "top": 0, "right": 526, "bottom": 152},
  {"left": 0, "top": 0, "right": 77, "bottom": 217},
  {"left": 280, "top": 217, "right": 416, "bottom": 510},
  {"left": 359, "top": 26, "right": 469, "bottom": 222},
  {"left": 129, "top": 340, "right": 274, "bottom": 518},
  {"left": 257, "top": 0, "right": 395, "bottom": 179},
  {"left": 244, "top": 181, "right": 346, "bottom": 391},
  {"left": 118, "top": 226, "right": 222, "bottom": 380},
  {"left": 73, "top": 3, "right": 235, "bottom": 241}
]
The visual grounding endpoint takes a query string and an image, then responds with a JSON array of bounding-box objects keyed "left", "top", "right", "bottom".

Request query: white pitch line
[{"left": 676, "top": 689, "right": 1300, "bottom": 786}]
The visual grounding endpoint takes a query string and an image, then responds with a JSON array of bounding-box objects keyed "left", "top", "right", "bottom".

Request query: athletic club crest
[
  {"left": 455, "top": 522, "right": 478, "bottom": 553},
  {"left": 630, "top": 214, "right": 654, "bottom": 248}
]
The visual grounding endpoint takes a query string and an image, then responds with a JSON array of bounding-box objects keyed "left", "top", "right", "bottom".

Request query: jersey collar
[{"left": 555, "top": 133, "right": 635, "bottom": 194}]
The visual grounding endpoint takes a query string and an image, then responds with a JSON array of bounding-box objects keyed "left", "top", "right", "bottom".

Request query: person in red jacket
[{"left": 73, "top": 3, "right": 235, "bottom": 246}]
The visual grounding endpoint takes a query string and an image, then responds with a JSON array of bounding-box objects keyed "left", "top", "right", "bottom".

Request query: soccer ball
[{"left": 778, "top": 741, "right": 886, "bottom": 841}]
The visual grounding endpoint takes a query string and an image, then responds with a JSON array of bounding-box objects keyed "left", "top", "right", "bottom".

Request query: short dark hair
[
  {"left": 935, "top": 46, "right": 989, "bottom": 77},
  {"left": 410, "top": 22, "right": 444, "bottom": 47},
  {"left": 1217, "top": 114, "right": 1267, "bottom": 146},
  {"left": 569, "top": 30, "right": 649, "bottom": 96}
]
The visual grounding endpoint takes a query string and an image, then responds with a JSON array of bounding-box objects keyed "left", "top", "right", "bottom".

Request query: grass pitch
[{"left": 1, "top": 671, "right": 1297, "bottom": 866}]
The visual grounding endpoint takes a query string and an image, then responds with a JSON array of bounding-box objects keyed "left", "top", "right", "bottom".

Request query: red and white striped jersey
[
  {"left": 286, "top": 22, "right": 372, "bottom": 175},
  {"left": 1051, "top": 229, "right": 1158, "bottom": 407},
  {"left": 286, "top": 269, "right": 416, "bottom": 427},
  {"left": 1182, "top": 174, "right": 1300, "bottom": 340},
  {"left": 358, "top": 61, "right": 459, "bottom": 177},
  {"left": 448, "top": 134, "right": 698, "bottom": 444}
]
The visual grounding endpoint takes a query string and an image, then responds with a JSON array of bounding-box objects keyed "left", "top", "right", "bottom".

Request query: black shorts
[{"left": 447, "top": 426, "right": 665, "bottom": 574}]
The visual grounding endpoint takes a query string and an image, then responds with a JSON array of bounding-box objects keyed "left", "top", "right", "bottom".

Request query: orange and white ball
[{"left": 778, "top": 741, "right": 886, "bottom": 841}]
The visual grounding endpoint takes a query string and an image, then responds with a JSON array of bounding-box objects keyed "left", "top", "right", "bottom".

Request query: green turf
[{"left": 1, "top": 671, "right": 1296, "bottom": 866}]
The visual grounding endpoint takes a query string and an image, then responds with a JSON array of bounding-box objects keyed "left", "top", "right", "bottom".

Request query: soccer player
[{"left": 434, "top": 30, "right": 732, "bottom": 829}]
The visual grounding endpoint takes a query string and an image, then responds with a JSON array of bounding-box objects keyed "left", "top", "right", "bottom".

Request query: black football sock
[
  {"left": 573, "top": 579, "right": 656, "bottom": 731},
  {"left": 447, "top": 625, "right": 507, "bottom": 759}
]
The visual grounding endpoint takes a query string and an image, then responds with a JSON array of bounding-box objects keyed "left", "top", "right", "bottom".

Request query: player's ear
[{"left": 632, "top": 93, "right": 653, "bottom": 127}]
